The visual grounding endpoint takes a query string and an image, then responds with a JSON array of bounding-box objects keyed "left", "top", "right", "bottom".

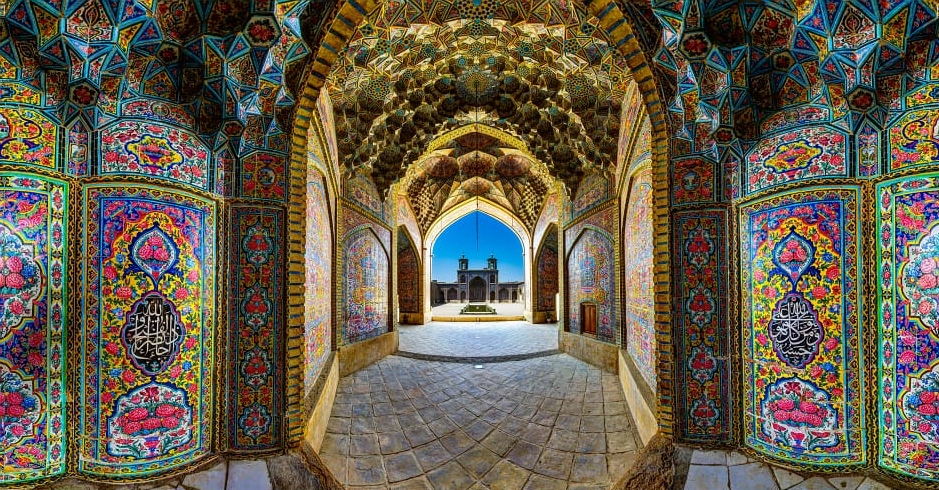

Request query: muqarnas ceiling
[{"left": 325, "top": 0, "right": 636, "bottom": 211}]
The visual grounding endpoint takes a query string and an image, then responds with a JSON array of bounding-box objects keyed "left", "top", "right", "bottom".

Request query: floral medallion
[
  {"left": 903, "top": 363, "right": 939, "bottom": 444},
  {"left": 760, "top": 378, "right": 838, "bottom": 452},
  {"left": 107, "top": 382, "right": 193, "bottom": 459},
  {"left": 901, "top": 223, "right": 939, "bottom": 337},
  {"left": 129, "top": 225, "right": 179, "bottom": 286},
  {"left": 686, "top": 282, "right": 716, "bottom": 328},
  {"left": 241, "top": 283, "right": 272, "bottom": 331},
  {"left": 242, "top": 222, "right": 273, "bottom": 267},
  {"left": 239, "top": 346, "right": 272, "bottom": 389},
  {"left": 0, "top": 224, "right": 41, "bottom": 338},
  {"left": 688, "top": 345, "right": 717, "bottom": 384},
  {"left": 684, "top": 223, "right": 715, "bottom": 270},
  {"left": 0, "top": 364, "right": 41, "bottom": 450},
  {"left": 237, "top": 402, "right": 273, "bottom": 441}
]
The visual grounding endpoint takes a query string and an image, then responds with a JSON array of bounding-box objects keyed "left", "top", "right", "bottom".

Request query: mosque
[
  {"left": 0, "top": 0, "right": 937, "bottom": 489},
  {"left": 430, "top": 254, "right": 525, "bottom": 304}
]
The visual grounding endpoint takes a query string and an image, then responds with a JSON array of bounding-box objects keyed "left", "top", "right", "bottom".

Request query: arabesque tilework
[
  {"left": 6, "top": 0, "right": 939, "bottom": 487},
  {"left": 79, "top": 185, "right": 216, "bottom": 476},
  {"left": 304, "top": 168, "right": 332, "bottom": 395},
  {"left": 878, "top": 174, "right": 939, "bottom": 480},
  {"left": 228, "top": 206, "right": 284, "bottom": 450},
  {"left": 740, "top": 188, "right": 865, "bottom": 467},
  {"left": 673, "top": 209, "right": 730, "bottom": 442},
  {"left": 566, "top": 228, "right": 616, "bottom": 343},
  {"left": 623, "top": 169, "right": 656, "bottom": 390},
  {"left": 397, "top": 228, "right": 421, "bottom": 314},
  {"left": 342, "top": 227, "right": 389, "bottom": 345},
  {"left": 535, "top": 226, "right": 559, "bottom": 314},
  {"left": 0, "top": 173, "right": 68, "bottom": 483}
]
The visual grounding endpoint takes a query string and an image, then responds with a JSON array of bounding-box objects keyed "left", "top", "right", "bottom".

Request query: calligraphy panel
[
  {"left": 877, "top": 174, "right": 939, "bottom": 481},
  {"left": 228, "top": 206, "right": 283, "bottom": 450},
  {"left": 80, "top": 185, "right": 215, "bottom": 477},
  {"left": 0, "top": 173, "right": 67, "bottom": 483},
  {"left": 741, "top": 187, "right": 865, "bottom": 466}
]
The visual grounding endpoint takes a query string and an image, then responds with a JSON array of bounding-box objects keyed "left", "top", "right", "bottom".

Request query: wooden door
[{"left": 581, "top": 303, "right": 597, "bottom": 335}]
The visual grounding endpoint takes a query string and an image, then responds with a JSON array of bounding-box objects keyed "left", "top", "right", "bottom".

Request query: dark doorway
[
  {"left": 469, "top": 276, "right": 487, "bottom": 302},
  {"left": 581, "top": 303, "right": 597, "bottom": 336}
]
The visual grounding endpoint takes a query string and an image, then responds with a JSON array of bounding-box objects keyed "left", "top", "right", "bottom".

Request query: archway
[
  {"left": 287, "top": 0, "right": 676, "bottom": 486},
  {"left": 469, "top": 277, "right": 487, "bottom": 302},
  {"left": 534, "top": 223, "right": 559, "bottom": 322},
  {"left": 293, "top": 7, "right": 674, "bottom": 439},
  {"left": 425, "top": 199, "right": 531, "bottom": 316}
]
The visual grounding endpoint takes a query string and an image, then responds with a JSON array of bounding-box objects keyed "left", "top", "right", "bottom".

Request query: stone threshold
[{"left": 393, "top": 349, "right": 561, "bottom": 363}]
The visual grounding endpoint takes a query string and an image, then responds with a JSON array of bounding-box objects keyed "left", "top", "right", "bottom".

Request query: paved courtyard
[
  {"left": 319, "top": 353, "right": 642, "bottom": 489},
  {"left": 430, "top": 302, "right": 527, "bottom": 318},
  {"left": 398, "top": 321, "right": 558, "bottom": 359}
]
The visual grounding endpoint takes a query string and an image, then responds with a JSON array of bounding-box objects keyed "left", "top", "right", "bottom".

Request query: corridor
[{"left": 319, "top": 322, "right": 643, "bottom": 489}]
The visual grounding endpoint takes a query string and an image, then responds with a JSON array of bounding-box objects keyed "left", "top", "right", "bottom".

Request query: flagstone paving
[
  {"left": 320, "top": 353, "right": 642, "bottom": 489},
  {"left": 397, "top": 321, "right": 559, "bottom": 360},
  {"left": 679, "top": 448, "right": 896, "bottom": 490}
]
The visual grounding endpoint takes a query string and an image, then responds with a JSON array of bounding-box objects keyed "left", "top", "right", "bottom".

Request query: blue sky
[{"left": 432, "top": 211, "right": 524, "bottom": 282}]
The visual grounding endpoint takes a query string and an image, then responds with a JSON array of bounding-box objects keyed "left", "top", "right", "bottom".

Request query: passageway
[{"left": 319, "top": 323, "right": 643, "bottom": 489}]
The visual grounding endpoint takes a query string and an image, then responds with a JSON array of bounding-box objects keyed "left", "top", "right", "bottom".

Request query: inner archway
[
  {"left": 424, "top": 199, "right": 532, "bottom": 316},
  {"left": 469, "top": 276, "right": 487, "bottom": 302},
  {"left": 288, "top": 0, "right": 673, "bottom": 488}
]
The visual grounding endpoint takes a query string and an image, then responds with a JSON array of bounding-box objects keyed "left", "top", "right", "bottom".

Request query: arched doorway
[
  {"left": 426, "top": 201, "right": 530, "bottom": 312},
  {"left": 469, "top": 276, "right": 487, "bottom": 302},
  {"left": 290, "top": 0, "right": 674, "bottom": 485}
]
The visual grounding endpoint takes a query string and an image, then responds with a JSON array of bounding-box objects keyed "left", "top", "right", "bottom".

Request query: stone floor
[
  {"left": 679, "top": 448, "right": 896, "bottom": 490},
  {"left": 42, "top": 453, "right": 324, "bottom": 490},
  {"left": 319, "top": 354, "right": 642, "bottom": 489},
  {"left": 397, "top": 320, "right": 558, "bottom": 359}
]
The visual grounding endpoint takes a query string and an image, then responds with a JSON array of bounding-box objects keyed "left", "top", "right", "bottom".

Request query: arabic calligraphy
[
  {"left": 768, "top": 293, "right": 823, "bottom": 369},
  {"left": 121, "top": 293, "right": 185, "bottom": 376}
]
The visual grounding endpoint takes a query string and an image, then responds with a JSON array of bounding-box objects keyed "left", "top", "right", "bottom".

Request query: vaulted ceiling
[
  {"left": 324, "top": 0, "right": 643, "bottom": 224},
  {"left": 400, "top": 127, "right": 554, "bottom": 232}
]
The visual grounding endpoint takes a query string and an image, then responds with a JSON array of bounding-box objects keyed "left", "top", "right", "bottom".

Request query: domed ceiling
[{"left": 324, "top": 0, "right": 639, "bottom": 223}]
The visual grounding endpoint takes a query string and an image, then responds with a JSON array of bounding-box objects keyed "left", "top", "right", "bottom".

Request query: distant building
[{"left": 431, "top": 254, "right": 523, "bottom": 303}]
